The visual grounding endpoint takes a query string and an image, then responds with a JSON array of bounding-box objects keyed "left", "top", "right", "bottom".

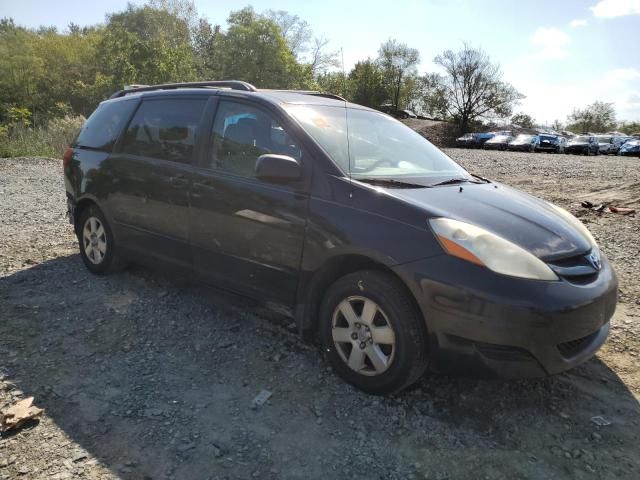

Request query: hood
[
  {"left": 568, "top": 140, "right": 588, "bottom": 146},
  {"left": 389, "top": 183, "right": 591, "bottom": 260}
]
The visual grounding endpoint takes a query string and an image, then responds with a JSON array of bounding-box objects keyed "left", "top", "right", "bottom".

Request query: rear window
[
  {"left": 118, "top": 98, "right": 207, "bottom": 163},
  {"left": 74, "top": 99, "right": 137, "bottom": 151}
]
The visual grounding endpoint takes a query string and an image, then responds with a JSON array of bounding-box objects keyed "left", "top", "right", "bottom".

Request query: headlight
[
  {"left": 429, "top": 218, "right": 558, "bottom": 281},
  {"left": 546, "top": 202, "right": 597, "bottom": 248}
]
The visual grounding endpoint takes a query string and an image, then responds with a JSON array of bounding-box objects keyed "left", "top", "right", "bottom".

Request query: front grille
[
  {"left": 546, "top": 251, "right": 600, "bottom": 282},
  {"left": 557, "top": 330, "right": 600, "bottom": 358}
]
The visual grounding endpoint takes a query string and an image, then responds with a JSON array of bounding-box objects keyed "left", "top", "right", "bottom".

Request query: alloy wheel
[
  {"left": 331, "top": 296, "right": 396, "bottom": 376},
  {"left": 82, "top": 216, "right": 107, "bottom": 265}
]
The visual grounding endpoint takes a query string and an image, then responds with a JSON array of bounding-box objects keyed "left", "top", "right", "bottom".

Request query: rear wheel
[
  {"left": 77, "top": 205, "right": 126, "bottom": 275},
  {"left": 320, "top": 270, "right": 429, "bottom": 395}
]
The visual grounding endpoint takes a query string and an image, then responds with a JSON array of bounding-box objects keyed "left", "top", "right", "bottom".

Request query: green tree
[
  {"left": 406, "top": 73, "right": 448, "bottom": 118},
  {"left": 511, "top": 112, "right": 535, "bottom": 128},
  {"left": 566, "top": 101, "right": 616, "bottom": 133},
  {"left": 219, "top": 7, "right": 308, "bottom": 88},
  {"left": 618, "top": 121, "right": 640, "bottom": 135},
  {"left": 378, "top": 39, "right": 419, "bottom": 109},
  {"left": 0, "top": 20, "right": 44, "bottom": 123},
  {"left": 97, "top": 4, "right": 197, "bottom": 91},
  {"left": 433, "top": 44, "right": 523, "bottom": 132},
  {"left": 348, "top": 59, "right": 385, "bottom": 107},
  {"left": 315, "top": 71, "right": 348, "bottom": 98}
]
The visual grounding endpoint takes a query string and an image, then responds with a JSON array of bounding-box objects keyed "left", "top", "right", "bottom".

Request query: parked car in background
[
  {"left": 565, "top": 135, "right": 599, "bottom": 155},
  {"left": 455, "top": 133, "right": 478, "bottom": 148},
  {"left": 483, "top": 134, "right": 513, "bottom": 150},
  {"left": 596, "top": 136, "right": 614, "bottom": 155},
  {"left": 611, "top": 136, "right": 633, "bottom": 154},
  {"left": 455, "top": 132, "right": 495, "bottom": 148},
  {"left": 63, "top": 80, "right": 617, "bottom": 394},
  {"left": 535, "top": 134, "right": 562, "bottom": 153},
  {"left": 507, "top": 134, "right": 539, "bottom": 152},
  {"left": 378, "top": 104, "right": 417, "bottom": 119},
  {"left": 618, "top": 139, "right": 640, "bottom": 157},
  {"left": 475, "top": 132, "right": 496, "bottom": 146},
  {"left": 557, "top": 136, "right": 567, "bottom": 153}
]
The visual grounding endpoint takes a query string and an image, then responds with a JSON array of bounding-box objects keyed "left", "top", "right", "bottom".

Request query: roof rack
[
  {"left": 108, "top": 81, "right": 346, "bottom": 103},
  {"left": 109, "top": 80, "right": 257, "bottom": 99},
  {"left": 261, "top": 89, "right": 346, "bottom": 102}
]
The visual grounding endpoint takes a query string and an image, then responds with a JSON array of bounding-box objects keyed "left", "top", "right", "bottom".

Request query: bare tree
[
  {"left": 378, "top": 39, "right": 419, "bottom": 109},
  {"left": 434, "top": 44, "right": 523, "bottom": 132},
  {"left": 309, "top": 36, "right": 339, "bottom": 75},
  {"left": 264, "top": 10, "right": 311, "bottom": 59}
]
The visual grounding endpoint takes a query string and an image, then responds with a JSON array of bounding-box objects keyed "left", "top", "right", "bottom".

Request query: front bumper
[
  {"left": 393, "top": 253, "right": 618, "bottom": 378},
  {"left": 537, "top": 144, "right": 557, "bottom": 151},
  {"left": 565, "top": 146, "right": 588, "bottom": 154},
  {"left": 508, "top": 145, "right": 532, "bottom": 151},
  {"left": 619, "top": 150, "right": 640, "bottom": 157},
  {"left": 483, "top": 143, "right": 507, "bottom": 150}
]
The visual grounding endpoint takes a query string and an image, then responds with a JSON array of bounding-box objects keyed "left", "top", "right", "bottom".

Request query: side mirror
[{"left": 255, "top": 154, "right": 301, "bottom": 183}]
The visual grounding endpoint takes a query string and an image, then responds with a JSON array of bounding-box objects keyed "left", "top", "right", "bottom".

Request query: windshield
[
  {"left": 539, "top": 135, "right": 556, "bottom": 141},
  {"left": 513, "top": 134, "right": 533, "bottom": 143},
  {"left": 284, "top": 104, "right": 470, "bottom": 180}
]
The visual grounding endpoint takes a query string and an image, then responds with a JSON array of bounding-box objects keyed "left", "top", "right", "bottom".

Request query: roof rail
[
  {"left": 109, "top": 80, "right": 257, "bottom": 99},
  {"left": 260, "top": 89, "right": 346, "bottom": 102}
]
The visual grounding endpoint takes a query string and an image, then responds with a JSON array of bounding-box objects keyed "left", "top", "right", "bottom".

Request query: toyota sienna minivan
[{"left": 64, "top": 81, "right": 617, "bottom": 394}]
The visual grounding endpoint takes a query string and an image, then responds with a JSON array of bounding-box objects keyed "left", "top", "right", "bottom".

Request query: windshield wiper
[
  {"left": 470, "top": 172, "right": 491, "bottom": 183},
  {"left": 430, "top": 177, "right": 480, "bottom": 187},
  {"left": 356, "top": 178, "right": 429, "bottom": 189}
]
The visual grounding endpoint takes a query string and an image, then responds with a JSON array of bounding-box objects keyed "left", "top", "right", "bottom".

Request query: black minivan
[{"left": 64, "top": 81, "right": 617, "bottom": 394}]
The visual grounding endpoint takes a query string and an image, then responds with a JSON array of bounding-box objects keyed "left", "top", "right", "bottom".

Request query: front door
[
  {"left": 189, "top": 99, "right": 310, "bottom": 307},
  {"left": 107, "top": 96, "right": 208, "bottom": 266}
]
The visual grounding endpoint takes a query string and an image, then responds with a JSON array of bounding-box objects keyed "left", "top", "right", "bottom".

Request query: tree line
[{"left": 1, "top": 0, "right": 637, "bottom": 139}]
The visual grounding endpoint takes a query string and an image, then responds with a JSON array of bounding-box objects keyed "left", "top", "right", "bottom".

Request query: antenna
[{"left": 341, "top": 48, "right": 347, "bottom": 99}]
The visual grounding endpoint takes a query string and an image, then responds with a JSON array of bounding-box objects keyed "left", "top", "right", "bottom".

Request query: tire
[
  {"left": 77, "top": 204, "right": 126, "bottom": 275},
  {"left": 319, "top": 270, "right": 429, "bottom": 395}
]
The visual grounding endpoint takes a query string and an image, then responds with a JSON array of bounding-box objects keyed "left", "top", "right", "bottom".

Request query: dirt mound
[{"left": 403, "top": 118, "right": 458, "bottom": 147}]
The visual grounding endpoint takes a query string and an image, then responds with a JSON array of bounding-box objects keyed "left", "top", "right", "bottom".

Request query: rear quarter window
[
  {"left": 118, "top": 98, "right": 207, "bottom": 163},
  {"left": 74, "top": 99, "right": 137, "bottom": 151}
]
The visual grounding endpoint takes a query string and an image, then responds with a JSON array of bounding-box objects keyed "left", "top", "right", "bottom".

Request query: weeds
[{"left": 0, "top": 115, "right": 85, "bottom": 158}]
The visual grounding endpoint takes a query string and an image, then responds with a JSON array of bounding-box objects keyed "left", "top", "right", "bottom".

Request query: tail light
[{"left": 63, "top": 146, "right": 73, "bottom": 168}]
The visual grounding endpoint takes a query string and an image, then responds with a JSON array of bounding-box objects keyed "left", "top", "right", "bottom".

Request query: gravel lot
[{"left": 1, "top": 151, "right": 639, "bottom": 480}]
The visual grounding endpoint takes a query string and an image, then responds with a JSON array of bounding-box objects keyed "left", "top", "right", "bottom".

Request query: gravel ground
[{"left": 0, "top": 151, "right": 639, "bottom": 480}]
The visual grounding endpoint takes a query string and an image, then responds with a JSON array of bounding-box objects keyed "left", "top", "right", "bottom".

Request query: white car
[{"left": 596, "top": 136, "right": 614, "bottom": 154}]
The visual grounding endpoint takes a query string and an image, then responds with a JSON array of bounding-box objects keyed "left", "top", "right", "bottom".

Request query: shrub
[{"left": 0, "top": 115, "right": 85, "bottom": 158}]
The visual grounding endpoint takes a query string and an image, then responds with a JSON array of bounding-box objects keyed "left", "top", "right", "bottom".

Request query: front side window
[
  {"left": 284, "top": 104, "right": 469, "bottom": 181},
  {"left": 119, "top": 98, "right": 207, "bottom": 163},
  {"left": 209, "top": 100, "right": 302, "bottom": 178}
]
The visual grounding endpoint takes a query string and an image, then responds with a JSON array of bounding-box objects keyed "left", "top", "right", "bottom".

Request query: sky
[{"left": 2, "top": 0, "right": 639, "bottom": 123}]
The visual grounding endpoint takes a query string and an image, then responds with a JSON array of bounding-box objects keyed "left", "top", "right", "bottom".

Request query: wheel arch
[
  {"left": 296, "top": 254, "right": 424, "bottom": 342},
  {"left": 73, "top": 197, "right": 99, "bottom": 235}
]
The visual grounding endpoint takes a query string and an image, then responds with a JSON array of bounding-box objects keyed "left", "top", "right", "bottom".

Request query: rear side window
[
  {"left": 119, "top": 98, "right": 207, "bottom": 163},
  {"left": 74, "top": 99, "right": 137, "bottom": 151}
]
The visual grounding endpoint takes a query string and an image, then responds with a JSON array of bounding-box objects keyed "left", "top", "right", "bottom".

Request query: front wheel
[
  {"left": 320, "top": 270, "right": 429, "bottom": 395},
  {"left": 77, "top": 205, "right": 126, "bottom": 275}
]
